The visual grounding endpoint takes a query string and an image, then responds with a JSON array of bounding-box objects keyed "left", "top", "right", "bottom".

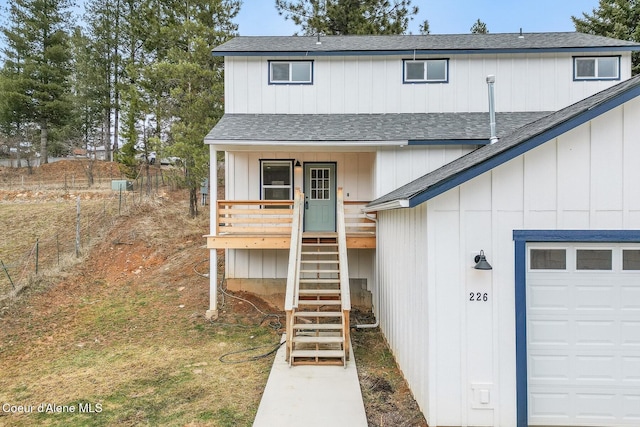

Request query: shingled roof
[
  {"left": 212, "top": 33, "right": 640, "bottom": 56},
  {"left": 204, "top": 112, "right": 549, "bottom": 144},
  {"left": 367, "top": 74, "right": 640, "bottom": 210}
]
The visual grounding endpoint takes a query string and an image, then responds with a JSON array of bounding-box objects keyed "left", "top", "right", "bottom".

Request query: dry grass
[{"left": 0, "top": 175, "right": 426, "bottom": 426}]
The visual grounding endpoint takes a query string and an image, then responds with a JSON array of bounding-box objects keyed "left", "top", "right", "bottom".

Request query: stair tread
[
  {"left": 297, "top": 300, "right": 341, "bottom": 305},
  {"left": 298, "top": 289, "right": 341, "bottom": 295},
  {"left": 295, "top": 311, "right": 342, "bottom": 317},
  {"left": 300, "top": 251, "right": 339, "bottom": 255},
  {"left": 300, "top": 259, "right": 339, "bottom": 264},
  {"left": 293, "top": 323, "right": 343, "bottom": 330},
  {"left": 292, "top": 336, "right": 344, "bottom": 343},
  {"left": 291, "top": 349, "right": 345, "bottom": 358},
  {"left": 299, "top": 278, "right": 341, "bottom": 283},
  {"left": 300, "top": 269, "right": 340, "bottom": 273}
]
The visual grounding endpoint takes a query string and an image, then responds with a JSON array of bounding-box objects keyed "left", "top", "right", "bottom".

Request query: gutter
[{"left": 363, "top": 199, "right": 409, "bottom": 212}]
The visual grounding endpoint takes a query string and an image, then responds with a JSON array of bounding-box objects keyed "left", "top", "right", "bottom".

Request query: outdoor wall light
[
  {"left": 474, "top": 250, "right": 493, "bottom": 270},
  {"left": 294, "top": 160, "right": 302, "bottom": 168}
]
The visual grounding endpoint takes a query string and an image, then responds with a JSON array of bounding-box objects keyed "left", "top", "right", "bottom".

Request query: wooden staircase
[
  {"left": 285, "top": 189, "right": 351, "bottom": 367},
  {"left": 289, "top": 234, "right": 349, "bottom": 366}
]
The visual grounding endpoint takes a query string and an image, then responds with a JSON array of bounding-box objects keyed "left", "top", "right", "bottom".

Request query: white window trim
[
  {"left": 403, "top": 58, "right": 449, "bottom": 83},
  {"left": 260, "top": 159, "right": 294, "bottom": 201},
  {"left": 268, "top": 60, "right": 313, "bottom": 84},
  {"left": 573, "top": 56, "right": 620, "bottom": 81}
]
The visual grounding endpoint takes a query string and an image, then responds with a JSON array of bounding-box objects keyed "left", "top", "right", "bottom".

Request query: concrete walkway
[{"left": 253, "top": 335, "right": 368, "bottom": 427}]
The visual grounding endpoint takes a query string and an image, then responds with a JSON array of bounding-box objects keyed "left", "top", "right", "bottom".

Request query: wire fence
[
  {"left": 0, "top": 170, "right": 186, "bottom": 301},
  {"left": 0, "top": 167, "right": 179, "bottom": 192}
]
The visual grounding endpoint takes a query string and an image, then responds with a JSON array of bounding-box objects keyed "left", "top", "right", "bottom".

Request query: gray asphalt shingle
[
  {"left": 213, "top": 33, "right": 640, "bottom": 55},
  {"left": 368, "top": 74, "right": 640, "bottom": 208},
  {"left": 205, "top": 112, "right": 549, "bottom": 143}
]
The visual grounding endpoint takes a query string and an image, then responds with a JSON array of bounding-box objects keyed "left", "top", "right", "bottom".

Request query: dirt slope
[{"left": 0, "top": 160, "right": 427, "bottom": 426}]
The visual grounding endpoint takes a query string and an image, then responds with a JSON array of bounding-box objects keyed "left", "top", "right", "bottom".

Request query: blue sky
[
  {"left": 235, "top": 1, "right": 602, "bottom": 35},
  {"left": 0, "top": 0, "right": 601, "bottom": 36}
]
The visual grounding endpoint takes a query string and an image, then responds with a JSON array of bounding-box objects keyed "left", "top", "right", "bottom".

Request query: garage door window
[
  {"left": 623, "top": 249, "right": 640, "bottom": 270},
  {"left": 576, "top": 249, "right": 612, "bottom": 270},
  {"left": 530, "top": 249, "right": 566, "bottom": 270}
]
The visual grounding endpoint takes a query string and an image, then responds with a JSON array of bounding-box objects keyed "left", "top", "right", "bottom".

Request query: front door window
[{"left": 310, "top": 167, "right": 331, "bottom": 200}]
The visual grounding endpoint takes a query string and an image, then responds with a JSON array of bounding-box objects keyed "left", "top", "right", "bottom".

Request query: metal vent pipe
[{"left": 486, "top": 75, "right": 499, "bottom": 144}]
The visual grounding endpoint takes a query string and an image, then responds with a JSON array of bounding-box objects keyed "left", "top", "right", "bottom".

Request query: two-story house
[{"left": 205, "top": 33, "right": 640, "bottom": 427}]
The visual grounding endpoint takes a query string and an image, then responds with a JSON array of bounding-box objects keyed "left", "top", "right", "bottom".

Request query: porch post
[{"left": 206, "top": 146, "right": 219, "bottom": 320}]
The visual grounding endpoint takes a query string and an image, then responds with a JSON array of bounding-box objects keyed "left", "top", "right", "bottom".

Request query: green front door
[{"left": 303, "top": 163, "right": 336, "bottom": 232}]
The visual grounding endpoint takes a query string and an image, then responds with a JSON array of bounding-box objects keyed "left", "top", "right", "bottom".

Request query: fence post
[
  {"left": 35, "top": 238, "right": 39, "bottom": 275},
  {"left": 1, "top": 260, "right": 15, "bottom": 290},
  {"left": 76, "top": 196, "right": 81, "bottom": 257}
]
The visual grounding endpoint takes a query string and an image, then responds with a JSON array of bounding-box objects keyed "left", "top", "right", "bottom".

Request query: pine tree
[
  {"left": 82, "top": 0, "right": 124, "bottom": 162},
  {"left": 573, "top": 0, "right": 640, "bottom": 74},
  {"left": 275, "top": 0, "right": 419, "bottom": 35},
  {"left": 470, "top": 19, "right": 488, "bottom": 34},
  {"left": 155, "top": 0, "right": 240, "bottom": 216},
  {"left": 0, "top": 0, "right": 74, "bottom": 163},
  {"left": 66, "top": 27, "right": 104, "bottom": 153}
]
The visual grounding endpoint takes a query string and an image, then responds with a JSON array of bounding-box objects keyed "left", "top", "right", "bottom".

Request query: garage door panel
[
  {"left": 575, "top": 284, "right": 617, "bottom": 310},
  {"left": 575, "top": 320, "right": 617, "bottom": 346},
  {"left": 527, "top": 243, "right": 640, "bottom": 426},
  {"left": 529, "top": 354, "right": 571, "bottom": 381},
  {"left": 622, "top": 356, "right": 640, "bottom": 381},
  {"left": 575, "top": 355, "right": 617, "bottom": 381},
  {"left": 529, "top": 320, "right": 570, "bottom": 345},
  {"left": 622, "top": 321, "right": 640, "bottom": 345},
  {"left": 529, "top": 392, "right": 571, "bottom": 419},
  {"left": 530, "top": 387, "right": 640, "bottom": 425},
  {"left": 575, "top": 392, "right": 617, "bottom": 421},
  {"left": 621, "top": 286, "right": 640, "bottom": 310},
  {"left": 622, "top": 394, "right": 640, "bottom": 419},
  {"left": 528, "top": 280, "right": 571, "bottom": 311}
]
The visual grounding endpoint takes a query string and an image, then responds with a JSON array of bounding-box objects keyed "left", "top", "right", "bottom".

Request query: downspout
[
  {"left": 206, "top": 146, "right": 219, "bottom": 320},
  {"left": 356, "top": 214, "right": 380, "bottom": 329},
  {"left": 487, "top": 75, "right": 499, "bottom": 144}
]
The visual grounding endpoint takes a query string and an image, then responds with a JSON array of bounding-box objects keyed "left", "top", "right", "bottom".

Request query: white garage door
[{"left": 527, "top": 243, "right": 640, "bottom": 426}]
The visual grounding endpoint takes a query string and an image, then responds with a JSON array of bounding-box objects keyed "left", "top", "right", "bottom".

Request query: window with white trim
[
  {"left": 269, "top": 60, "right": 313, "bottom": 84},
  {"left": 403, "top": 59, "right": 448, "bottom": 83},
  {"left": 260, "top": 160, "right": 293, "bottom": 201},
  {"left": 574, "top": 56, "right": 620, "bottom": 80}
]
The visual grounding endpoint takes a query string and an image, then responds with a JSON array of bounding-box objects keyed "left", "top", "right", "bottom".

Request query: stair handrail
[
  {"left": 336, "top": 188, "right": 351, "bottom": 311},
  {"left": 337, "top": 188, "right": 351, "bottom": 363},
  {"left": 284, "top": 190, "right": 304, "bottom": 361},
  {"left": 285, "top": 189, "right": 304, "bottom": 311}
]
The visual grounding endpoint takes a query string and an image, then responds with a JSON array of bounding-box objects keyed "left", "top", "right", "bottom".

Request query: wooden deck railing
[
  {"left": 344, "top": 201, "right": 376, "bottom": 235},
  {"left": 216, "top": 200, "right": 295, "bottom": 235},
  {"left": 208, "top": 198, "right": 376, "bottom": 250}
]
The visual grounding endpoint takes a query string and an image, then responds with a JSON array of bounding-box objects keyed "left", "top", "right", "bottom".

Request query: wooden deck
[{"left": 206, "top": 200, "right": 376, "bottom": 249}]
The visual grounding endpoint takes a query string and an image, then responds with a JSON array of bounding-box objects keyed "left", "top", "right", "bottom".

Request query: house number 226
[{"left": 469, "top": 292, "right": 488, "bottom": 302}]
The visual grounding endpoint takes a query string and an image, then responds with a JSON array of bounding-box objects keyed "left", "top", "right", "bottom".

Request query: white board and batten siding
[
  {"left": 224, "top": 151, "right": 375, "bottom": 281},
  {"left": 224, "top": 53, "right": 633, "bottom": 115},
  {"left": 375, "top": 145, "right": 476, "bottom": 197},
  {"left": 374, "top": 96, "right": 640, "bottom": 426}
]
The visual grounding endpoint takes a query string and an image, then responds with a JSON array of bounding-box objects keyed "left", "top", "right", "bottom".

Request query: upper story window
[
  {"left": 574, "top": 56, "right": 620, "bottom": 81},
  {"left": 269, "top": 60, "right": 313, "bottom": 84},
  {"left": 403, "top": 59, "right": 449, "bottom": 83}
]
